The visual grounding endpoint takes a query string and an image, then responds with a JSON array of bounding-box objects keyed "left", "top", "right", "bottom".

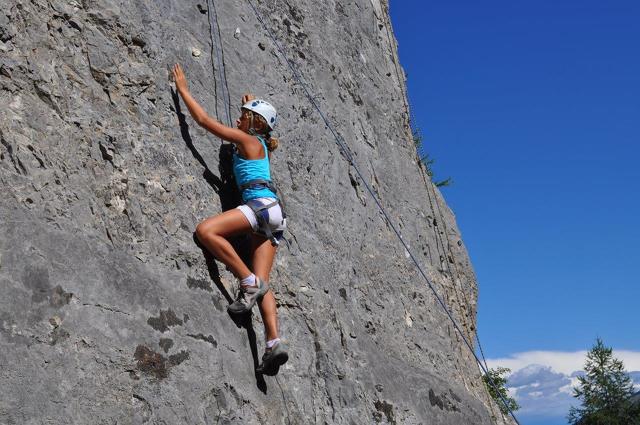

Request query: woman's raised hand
[
  {"left": 173, "top": 64, "right": 188, "bottom": 92},
  {"left": 241, "top": 93, "right": 256, "bottom": 105}
]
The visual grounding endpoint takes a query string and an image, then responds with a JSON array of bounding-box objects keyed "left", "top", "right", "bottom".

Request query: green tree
[
  {"left": 567, "top": 338, "right": 640, "bottom": 425},
  {"left": 411, "top": 126, "right": 453, "bottom": 187},
  {"left": 482, "top": 367, "right": 520, "bottom": 415}
]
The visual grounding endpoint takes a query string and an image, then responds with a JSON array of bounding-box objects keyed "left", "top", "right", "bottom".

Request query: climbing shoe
[
  {"left": 227, "top": 277, "right": 267, "bottom": 315},
  {"left": 256, "top": 341, "right": 289, "bottom": 376}
]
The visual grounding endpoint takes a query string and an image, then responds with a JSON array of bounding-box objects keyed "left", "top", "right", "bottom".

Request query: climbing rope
[
  {"left": 424, "top": 172, "right": 493, "bottom": 391},
  {"left": 423, "top": 174, "right": 475, "bottom": 327},
  {"left": 477, "top": 333, "right": 491, "bottom": 375},
  {"left": 244, "top": 1, "right": 520, "bottom": 423},
  {"left": 421, "top": 166, "right": 496, "bottom": 405},
  {"left": 207, "top": 0, "right": 232, "bottom": 127}
]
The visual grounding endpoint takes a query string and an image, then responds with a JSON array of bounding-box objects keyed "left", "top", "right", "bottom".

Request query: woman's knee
[{"left": 195, "top": 219, "right": 217, "bottom": 242}]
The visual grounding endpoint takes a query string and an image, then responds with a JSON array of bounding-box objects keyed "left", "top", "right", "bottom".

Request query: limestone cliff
[{"left": 0, "top": 0, "right": 513, "bottom": 423}]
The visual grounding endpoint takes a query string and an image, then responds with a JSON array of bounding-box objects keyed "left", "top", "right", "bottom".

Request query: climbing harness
[
  {"left": 248, "top": 198, "right": 283, "bottom": 247},
  {"left": 230, "top": 128, "right": 286, "bottom": 247},
  {"left": 240, "top": 179, "right": 285, "bottom": 247},
  {"left": 244, "top": 1, "right": 520, "bottom": 423}
]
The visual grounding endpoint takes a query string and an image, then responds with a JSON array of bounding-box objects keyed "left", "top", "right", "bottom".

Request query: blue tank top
[{"left": 232, "top": 136, "right": 277, "bottom": 202}]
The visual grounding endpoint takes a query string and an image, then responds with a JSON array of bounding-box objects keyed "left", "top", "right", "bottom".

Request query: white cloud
[
  {"left": 504, "top": 364, "right": 574, "bottom": 416},
  {"left": 487, "top": 350, "right": 640, "bottom": 376},
  {"left": 486, "top": 349, "right": 640, "bottom": 418}
]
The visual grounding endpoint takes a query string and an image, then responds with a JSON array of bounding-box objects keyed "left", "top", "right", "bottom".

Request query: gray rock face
[{"left": 0, "top": 0, "right": 513, "bottom": 423}]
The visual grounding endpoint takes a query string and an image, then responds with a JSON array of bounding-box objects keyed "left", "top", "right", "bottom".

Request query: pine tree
[
  {"left": 567, "top": 338, "right": 640, "bottom": 425},
  {"left": 482, "top": 367, "right": 519, "bottom": 415}
]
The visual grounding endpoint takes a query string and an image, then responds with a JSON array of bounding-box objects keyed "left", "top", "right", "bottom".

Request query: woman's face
[{"left": 236, "top": 109, "right": 252, "bottom": 132}]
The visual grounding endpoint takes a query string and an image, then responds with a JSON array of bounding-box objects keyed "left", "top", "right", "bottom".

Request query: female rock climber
[{"left": 172, "top": 63, "right": 288, "bottom": 374}]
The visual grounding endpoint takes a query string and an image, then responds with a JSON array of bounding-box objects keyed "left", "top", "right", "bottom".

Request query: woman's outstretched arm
[{"left": 172, "top": 63, "right": 252, "bottom": 146}]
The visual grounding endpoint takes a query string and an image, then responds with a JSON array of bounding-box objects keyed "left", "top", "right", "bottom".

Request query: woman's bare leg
[
  {"left": 195, "top": 209, "right": 254, "bottom": 279},
  {"left": 250, "top": 234, "right": 279, "bottom": 341}
]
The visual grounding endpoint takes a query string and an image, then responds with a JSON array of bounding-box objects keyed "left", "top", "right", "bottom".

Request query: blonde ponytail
[{"left": 266, "top": 136, "right": 279, "bottom": 152}]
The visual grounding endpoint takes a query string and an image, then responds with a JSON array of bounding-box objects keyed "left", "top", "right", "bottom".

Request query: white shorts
[{"left": 237, "top": 197, "right": 287, "bottom": 240}]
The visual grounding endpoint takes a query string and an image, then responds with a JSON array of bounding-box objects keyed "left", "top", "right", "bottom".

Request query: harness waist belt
[{"left": 239, "top": 179, "right": 278, "bottom": 194}]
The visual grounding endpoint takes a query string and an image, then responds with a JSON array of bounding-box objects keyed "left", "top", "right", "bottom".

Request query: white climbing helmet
[{"left": 242, "top": 99, "right": 277, "bottom": 130}]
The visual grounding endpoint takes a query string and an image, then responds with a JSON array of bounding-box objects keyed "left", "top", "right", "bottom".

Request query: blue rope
[
  {"left": 244, "top": 1, "right": 520, "bottom": 423},
  {"left": 208, "top": 0, "right": 232, "bottom": 126}
]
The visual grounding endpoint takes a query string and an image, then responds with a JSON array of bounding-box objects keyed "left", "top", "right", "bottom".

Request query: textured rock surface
[{"left": 0, "top": 0, "right": 513, "bottom": 423}]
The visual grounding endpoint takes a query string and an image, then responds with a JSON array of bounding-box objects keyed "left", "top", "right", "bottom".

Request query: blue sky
[{"left": 390, "top": 1, "right": 640, "bottom": 423}]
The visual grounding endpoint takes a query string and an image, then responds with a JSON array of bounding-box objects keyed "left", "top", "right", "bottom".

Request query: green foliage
[
  {"left": 567, "top": 338, "right": 640, "bottom": 425},
  {"left": 411, "top": 126, "right": 453, "bottom": 188},
  {"left": 434, "top": 176, "right": 453, "bottom": 188},
  {"left": 482, "top": 367, "right": 520, "bottom": 415},
  {"left": 412, "top": 125, "right": 423, "bottom": 151}
]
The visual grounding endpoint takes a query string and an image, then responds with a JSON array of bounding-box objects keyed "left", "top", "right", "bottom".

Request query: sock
[
  {"left": 240, "top": 274, "right": 256, "bottom": 287},
  {"left": 266, "top": 338, "right": 280, "bottom": 349}
]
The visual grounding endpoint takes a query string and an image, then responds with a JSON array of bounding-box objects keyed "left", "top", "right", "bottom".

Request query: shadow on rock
[
  {"left": 171, "top": 88, "right": 225, "bottom": 194},
  {"left": 221, "top": 308, "right": 266, "bottom": 393},
  {"left": 192, "top": 234, "right": 251, "bottom": 308},
  {"left": 245, "top": 315, "right": 268, "bottom": 393}
]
